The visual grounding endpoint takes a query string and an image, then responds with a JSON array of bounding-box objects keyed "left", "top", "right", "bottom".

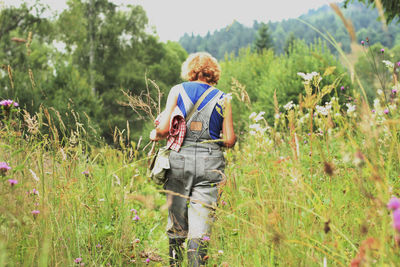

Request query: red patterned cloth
[{"left": 154, "top": 107, "right": 186, "bottom": 152}]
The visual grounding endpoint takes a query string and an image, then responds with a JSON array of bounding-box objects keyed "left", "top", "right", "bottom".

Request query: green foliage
[
  {"left": 217, "top": 39, "right": 352, "bottom": 134},
  {"left": 179, "top": 2, "right": 400, "bottom": 59},
  {"left": 253, "top": 23, "right": 274, "bottom": 53},
  {"left": 344, "top": 0, "right": 400, "bottom": 23}
]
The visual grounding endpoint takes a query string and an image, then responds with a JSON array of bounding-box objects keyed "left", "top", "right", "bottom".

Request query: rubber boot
[
  {"left": 169, "top": 238, "right": 185, "bottom": 267},
  {"left": 187, "top": 239, "right": 208, "bottom": 267}
]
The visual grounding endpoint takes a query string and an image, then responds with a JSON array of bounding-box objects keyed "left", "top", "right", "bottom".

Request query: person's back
[{"left": 149, "top": 52, "right": 236, "bottom": 267}]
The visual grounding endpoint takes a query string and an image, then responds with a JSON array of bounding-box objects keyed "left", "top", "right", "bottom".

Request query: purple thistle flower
[
  {"left": 130, "top": 208, "right": 137, "bottom": 214},
  {"left": 397, "top": 62, "right": 400, "bottom": 67},
  {"left": 393, "top": 209, "right": 400, "bottom": 232},
  {"left": 340, "top": 86, "right": 345, "bottom": 91},
  {"left": 74, "top": 258, "right": 82, "bottom": 264},
  {"left": 387, "top": 197, "right": 400, "bottom": 210},
  {"left": 372, "top": 109, "right": 376, "bottom": 113},
  {"left": 31, "top": 189, "right": 39, "bottom": 195},
  {"left": 145, "top": 258, "right": 150, "bottom": 264},
  {"left": 384, "top": 108, "right": 389, "bottom": 114},
  {"left": 202, "top": 236, "right": 210, "bottom": 241},
  {"left": 82, "top": 170, "right": 89, "bottom": 176},
  {"left": 8, "top": 179, "right": 18, "bottom": 186},
  {"left": 381, "top": 48, "right": 385, "bottom": 53},
  {"left": 0, "top": 162, "right": 11, "bottom": 174},
  {"left": 96, "top": 244, "right": 102, "bottom": 248},
  {"left": 361, "top": 40, "right": 365, "bottom": 45},
  {"left": 133, "top": 215, "right": 140, "bottom": 221},
  {"left": 392, "top": 89, "right": 398, "bottom": 94},
  {"left": 31, "top": 210, "right": 40, "bottom": 215},
  {"left": 0, "top": 99, "right": 19, "bottom": 108}
]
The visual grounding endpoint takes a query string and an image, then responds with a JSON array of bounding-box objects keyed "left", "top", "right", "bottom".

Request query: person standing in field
[{"left": 150, "top": 52, "right": 236, "bottom": 267}]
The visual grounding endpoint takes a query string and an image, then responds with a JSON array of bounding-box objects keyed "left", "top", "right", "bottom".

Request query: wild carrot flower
[
  {"left": 387, "top": 197, "right": 400, "bottom": 210},
  {"left": 74, "top": 258, "right": 82, "bottom": 264},
  {"left": 8, "top": 179, "right": 18, "bottom": 186}
]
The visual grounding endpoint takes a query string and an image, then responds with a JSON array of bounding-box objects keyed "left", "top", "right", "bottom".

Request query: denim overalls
[{"left": 165, "top": 86, "right": 225, "bottom": 266}]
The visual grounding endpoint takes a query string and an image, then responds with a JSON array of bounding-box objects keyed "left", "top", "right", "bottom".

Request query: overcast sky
[{"left": 2, "top": 0, "right": 335, "bottom": 41}]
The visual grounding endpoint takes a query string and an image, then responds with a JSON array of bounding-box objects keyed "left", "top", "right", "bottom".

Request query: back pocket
[{"left": 167, "top": 152, "right": 185, "bottom": 180}]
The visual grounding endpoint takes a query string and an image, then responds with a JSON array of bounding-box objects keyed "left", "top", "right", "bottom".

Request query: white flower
[
  {"left": 284, "top": 101, "right": 295, "bottom": 111},
  {"left": 249, "top": 130, "right": 256, "bottom": 136},
  {"left": 218, "top": 250, "right": 224, "bottom": 255},
  {"left": 254, "top": 111, "right": 265, "bottom": 122},
  {"left": 249, "top": 112, "right": 257, "bottom": 119},
  {"left": 346, "top": 103, "right": 356, "bottom": 114},
  {"left": 29, "top": 169, "right": 40, "bottom": 182},
  {"left": 274, "top": 113, "right": 280, "bottom": 120},
  {"left": 377, "top": 89, "right": 383, "bottom": 96},
  {"left": 382, "top": 60, "right": 394, "bottom": 69},
  {"left": 297, "top": 72, "right": 319, "bottom": 81}
]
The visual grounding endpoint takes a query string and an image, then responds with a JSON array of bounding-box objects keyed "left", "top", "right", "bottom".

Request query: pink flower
[
  {"left": 392, "top": 89, "right": 398, "bottom": 94},
  {"left": 74, "top": 258, "right": 82, "bottom": 264},
  {"left": 381, "top": 48, "right": 385, "bottom": 53},
  {"left": 31, "top": 210, "right": 40, "bottom": 215},
  {"left": 96, "top": 244, "right": 102, "bottom": 248},
  {"left": 82, "top": 170, "right": 89, "bottom": 176},
  {"left": 397, "top": 62, "right": 400, "bottom": 67},
  {"left": 8, "top": 179, "right": 18, "bottom": 186},
  {"left": 361, "top": 41, "right": 365, "bottom": 45},
  {"left": 0, "top": 99, "right": 19, "bottom": 108},
  {"left": 387, "top": 197, "right": 400, "bottom": 210},
  {"left": 133, "top": 215, "right": 140, "bottom": 221},
  {"left": 130, "top": 208, "right": 137, "bottom": 214},
  {"left": 202, "top": 236, "right": 210, "bottom": 241},
  {"left": 393, "top": 209, "right": 400, "bottom": 232},
  {"left": 340, "top": 86, "right": 345, "bottom": 91},
  {"left": 384, "top": 109, "right": 389, "bottom": 114},
  {"left": 372, "top": 109, "right": 376, "bottom": 113},
  {"left": 31, "top": 189, "right": 39, "bottom": 195},
  {"left": 0, "top": 162, "right": 11, "bottom": 174},
  {"left": 145, "top": 258, "right": 150, "bottom": 264},
  {"left": 221, "top": 200, "right": 227, "bottom": 206},
  {"left": 134, "top": 238, "right": 140, "bottom": 243}
]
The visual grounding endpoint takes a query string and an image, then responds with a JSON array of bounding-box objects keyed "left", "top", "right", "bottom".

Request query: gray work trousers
[{"left": 164, "top": 141, "right": 225, "bottom": 239}]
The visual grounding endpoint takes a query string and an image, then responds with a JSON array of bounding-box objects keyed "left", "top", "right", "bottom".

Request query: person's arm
[
  {"left": 149, "top": 85, "right": 180, "bottom": 141},
  {"left": 222, "top": 97, "right": 236, "bottom": 148}
]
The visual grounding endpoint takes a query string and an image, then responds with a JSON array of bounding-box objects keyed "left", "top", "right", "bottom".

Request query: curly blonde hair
[{"left": 181, "top": 52, "right": 221, "bottom": 85}]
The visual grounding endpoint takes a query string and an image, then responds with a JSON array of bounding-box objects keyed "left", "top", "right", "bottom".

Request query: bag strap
[{"left": 185, "top": 86, "right": 214, "bottom": 122}]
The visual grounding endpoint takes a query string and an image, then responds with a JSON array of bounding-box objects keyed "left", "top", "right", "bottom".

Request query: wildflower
[
  {"left": 392, "top": 88, "right": 397, "bottom": 94},
  {"left": 133, "top": 215, "right": 140, "bottom": 221},
  {"left": 8, "top": 179, "right": 18, "bottom": 186},
  {"left": 0, "top": 162, "right": 11, "bottom": 175},
  {"left": 383, "top": 60, "right": 394, "bottom": 69},
  {"left": 74, "top": 258, "right": 82, "bottom": 264},
  {"left": 0, "top": 99, "right": 19, "bottom": 108},
  {"left": 96, "top": 244, "right": 102, "bottom": 248},
  {"left": 284, "top": 101, "right": 295, "bottom": 111},
  {"left": 377, "top": 89, "right": 383, "bottom": 96},
  {"left": 134, "top": 238, "right": 140, "bottom": 243},
  {"left": 346, "top": 103, "right": 356, "bottom": 114},
  {"left": 274, "top": 113, "right": 280, "bottom": 120},
  {"left": 297, "top": 72, "right": 319, "bottom": 81},
  {"left": 130, "top": 208, "right": 138, "bottom": 214},
  {"left": 254, "top": 111, "right": 265, "bottom": 122},
  {"left": 340, "top": 86, "right": 345, "bottom": 91},
  {"left": 31, "top": 189, "right": 39, "bottom": 195},
  {"left": 361, "top": 40, "right": 365, "bottom": 45},
  {"left": 249, "top": 112, "right": 257, "bottom": 119},
  {"left": 145, "top": 258, "right": 150, "bottom": 264},
  {"left": 387, "top": 197, "right": 400, "bottom": 210},
  {"left": 397, "top": 62, "right": 400, "bottom": 67},
  {"left": 393, "top": 209, "right": 400, "bottom": 232},
  {"left": 384, "top": 109, "right": 389, "bottom": 114},
  {"left": 82, "top": 170, "right": 89, "bottom": 176},
  {"left": 381, "top": 48, "right": 385, "bottom": 53},
  {"left": 372, "top": 109, "right": 376, "bottom": 113},
  {"left": 202, "top": 236, "right": 210, "bottom": 241},
  {"left": 221, "top": 200, "right": 227, "bottom": 206},
  {"left": 218, "top": 250, "right": 224, "bottom": 255}
]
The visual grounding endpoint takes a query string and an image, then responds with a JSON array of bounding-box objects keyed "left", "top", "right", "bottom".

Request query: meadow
[{"left": 1, "top": 52, "right": 400, "bottom": 267}]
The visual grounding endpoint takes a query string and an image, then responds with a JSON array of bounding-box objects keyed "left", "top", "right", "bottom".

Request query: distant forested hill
[{"left": 179, "top": 3, "right": 400, "bottom": 59}]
